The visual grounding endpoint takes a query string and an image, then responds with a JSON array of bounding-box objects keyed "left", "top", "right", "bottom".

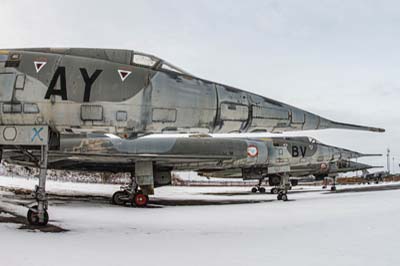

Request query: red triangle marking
[
  {"left": 34, "top": 61, "right": 47, "bottom": 73},
  {"left": 118, "top": 69, "right": 131, "bottom": 82}
]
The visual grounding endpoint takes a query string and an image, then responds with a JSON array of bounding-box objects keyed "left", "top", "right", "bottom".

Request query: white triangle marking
[
  {"left": 118, "top": 69, "right": 132, "bottom": 82},
  {"left": 34, "top": 61, "right": 47, "bottom": 73}
]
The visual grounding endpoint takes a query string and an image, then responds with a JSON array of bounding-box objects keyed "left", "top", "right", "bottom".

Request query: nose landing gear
[
  {"left": 27, "top": 145, "right": 49, "bottom": 226},
  {"left": 111, "top": 175, "right": 150, "bottom": 207},
  {"left": 27, "top": 205, "right": 49, "bottom": 226}
]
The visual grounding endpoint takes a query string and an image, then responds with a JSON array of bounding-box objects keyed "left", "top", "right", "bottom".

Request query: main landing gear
[
  {"left": 322, "top": 177, "right": 328, "bottom": 189},
  {"left": 27, "top": 145, "right": 49, "bottom": 226},
  {"left": 111, "top": 175, "right": 149, "bottom": 207},
  {"left": 322, "top": 176, "right": 337, "bottom": 191},
  {"left": 276, "top": 175, "right": 290, "bottom": 201},
  {"left": 270, "top": 187, "right": 280, "bottom": 194},
  {"left": 331, "top": 176, "right": 337, "bottom": 191},
  {"left": 251, "top": 179, "right": 266, "bottom": 193}
]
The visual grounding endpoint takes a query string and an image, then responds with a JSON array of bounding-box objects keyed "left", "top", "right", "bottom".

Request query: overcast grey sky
[{"left": 1, "top": 0, "right": 399, "bottom": 172}]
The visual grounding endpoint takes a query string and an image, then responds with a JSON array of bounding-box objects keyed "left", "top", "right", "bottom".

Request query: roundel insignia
[{"left": 247, "top": 145, "right": 259, "bottom": 157}]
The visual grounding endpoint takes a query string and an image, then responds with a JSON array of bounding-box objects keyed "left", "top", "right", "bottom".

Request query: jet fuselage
[{"left": 0, "top": 48, "right": 384, "bottom": 144}]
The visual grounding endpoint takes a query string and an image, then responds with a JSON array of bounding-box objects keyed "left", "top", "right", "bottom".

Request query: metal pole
[
  {"left": 387, "top": 148, "right": 390, "bottom": 174},
  {"left": 393, "top": 157, "right": 395, "bottom": 174},
  {"left": 356, "top": 157, "right": 358, "bottom": 177}
]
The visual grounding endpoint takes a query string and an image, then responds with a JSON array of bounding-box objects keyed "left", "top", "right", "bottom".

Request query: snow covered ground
[{"left": 0, "top": 176, "right": 400, "bottom": 266}]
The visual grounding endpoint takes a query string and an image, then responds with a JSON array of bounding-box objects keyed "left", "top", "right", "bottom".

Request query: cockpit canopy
[
  {"left": 131, "top": 51, "right": 191, "bottom": 75},
  {"left": 273, "top": 136, "right": 321, "bottom": 146},
  {"left": 298, "top": 137, "right": 320, "bottom": 144},
  {"left": 308, "top": 137, "right": 318, "bottom": 144},
  {"left": 11, "top": 48, "right": 192, "bottom": 76}
]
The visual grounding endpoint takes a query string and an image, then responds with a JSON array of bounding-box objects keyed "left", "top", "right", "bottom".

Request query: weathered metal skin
[
  {"left": 57, "top": 135, "right": 260, "bottom": 170},
  {"left": 2, "top": 135, "right": 377, "bottom": 175},
  {"left": 0, "top": 48, "right": 384, "bottom": 138},
  {"left": 58, "top": 135, "right": 375, "bottom": 170},
  {"left": 195, "top": 136, "right": 380, "bottom": 179},
  {"left": 1, "top": 134, "right": 380, "bottom": 195},
  {"left": 301, "top": 160, "right": 377, "bottom": 179},
  {"left": 200, "top": 159, "right": 378, "bottom": 180}
]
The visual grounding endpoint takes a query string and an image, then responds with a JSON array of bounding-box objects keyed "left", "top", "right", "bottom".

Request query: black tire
[
  {"left": 277, "top": 194, "right": 282, "bottom": 200},
  {"left": 271, "top": 188, "right": 279, "bottom": 194},
  {"left": 331, "top": 186, "right": 337, "bottom": 192},
  {"left": 251, "top": 187, "right": 258, "bottom": 193},
  {"left": 268, "top": 176, "right": 281, "bottom": 186},
  {"left": 281, "top": 194, "right": 288, "bottom": 201},
  {"left": 27, "top": 206, "right": 49, "bottom": 226},
  {"left": 259, "top": 187, "right": 266, "bottom": 194},
  {"left": 112, "top": 191, "right": 129, "bottom": 206}
]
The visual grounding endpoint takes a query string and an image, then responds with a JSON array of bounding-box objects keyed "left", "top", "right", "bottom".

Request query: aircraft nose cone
[{"left": 318, "top": 118, "right": 385, "bottom": 132}]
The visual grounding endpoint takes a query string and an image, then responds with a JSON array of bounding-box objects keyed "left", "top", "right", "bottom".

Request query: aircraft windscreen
[
  {"left": 131, "top": 52, "right": 191, "bottom": 75},
  {"left": 160, "top": 62, "right": 186, "bottom": 75}
]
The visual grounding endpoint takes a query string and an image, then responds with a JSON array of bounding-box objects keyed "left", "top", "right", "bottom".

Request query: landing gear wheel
[
  {"left": 281, "top": 194, "right": 288, "bottom": 201},
  {"left": 259, "top": 187, "right": 266, "bottom": 194},
  {"left": 271, "top": 187, "right": 279, "bottom": 194},
  {"left": 331, "top": 186, "right": 337, "bottom": 192},
  {"left": 112, "top": 191, "right": 129, "bottom": 206},
  {"left": 277, "top": 194, "right": 282, "bottom": 200},
  {"left": 132, "top": 193, "right": 149, "bottom": 207},
  {"left": 251, "top": 187, "right": 258, "bottom": 193},
  {"left": 27, "top": 206, "right": 49, "bottom": 226}
]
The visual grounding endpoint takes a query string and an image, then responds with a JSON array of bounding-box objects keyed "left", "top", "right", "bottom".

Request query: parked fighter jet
[
  {"left": 0, "top": 47, "right": 385, "bottom": 226},
  {"left": 2, "top": 134, "right": 380, "bottom": 208},
  {"left": 0, "top": 48, "right": 384, "bottom": 136},
  {"left": 293, "top": 160, "right": 383, "bottom": 190},
  {"left": 197, "top": 137, "right": 381, "bottom": 193},
  {"left": 200, "top": 159, "right": 381, "bottom": 192},
  {"left": 362, "top": 170, "right": 388, "bottom": 184}
]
